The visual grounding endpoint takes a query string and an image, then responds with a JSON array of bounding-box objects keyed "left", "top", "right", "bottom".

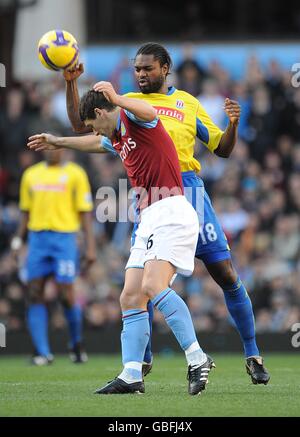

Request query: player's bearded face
[
  {"left": 140, "top": 73, "right": 165, "bottom": 94},
  {"left": 134, "top": 55, "right": 166, "bottom": 94}
]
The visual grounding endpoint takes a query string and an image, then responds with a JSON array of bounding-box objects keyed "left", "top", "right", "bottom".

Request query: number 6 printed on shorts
[{"left": 147, "top": 234, "right": 154, "bottom": 250}]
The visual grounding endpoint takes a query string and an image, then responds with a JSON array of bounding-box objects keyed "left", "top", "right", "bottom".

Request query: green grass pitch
[{"left": 0, "top": 353, "right": 299, "bottom": 417}]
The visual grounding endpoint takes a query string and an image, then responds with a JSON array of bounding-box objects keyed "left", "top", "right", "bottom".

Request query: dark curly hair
[
  {"left": 135, "top": 42, "right": 173, "bottom": 75},
  {"left": 79, "top": 90, "right": 116, "bottom": 121}
]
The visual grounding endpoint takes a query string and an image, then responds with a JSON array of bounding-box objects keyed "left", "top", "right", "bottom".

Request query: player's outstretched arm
[
  {"left": 63, "top": 64, "right": 92, "bottom": 134},
  {"left": 214, "top": 98, "right": 241, "bottom": 158},
  {"left": 27, "top": 133, "right": 107, "bottom": 154},
  {"left": 93, "top": 81, "right": 157, "bottom": 122}
]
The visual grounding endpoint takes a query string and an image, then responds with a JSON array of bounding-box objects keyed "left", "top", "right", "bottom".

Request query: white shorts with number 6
[{"left": 126, "top": 195, "right": 200, "bottom": 276}]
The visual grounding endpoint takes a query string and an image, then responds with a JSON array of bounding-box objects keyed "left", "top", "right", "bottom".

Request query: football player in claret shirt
[
  {"left": 28, "top": 43, "right": 270, "bottom": 387},
  {"left": 77, "top": 83, "right": 214, "bottom": 395},
  {"left": 11, "top": 150, "right": 96, "bottom": 364}
]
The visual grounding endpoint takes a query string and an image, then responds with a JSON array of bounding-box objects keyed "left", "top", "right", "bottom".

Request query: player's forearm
[
  {"left": 66, "top": 80, "right": 92, "bottom": 134},
  {"left": 17, "top": 212, "right": 29, "bottom": 239},
  {"left": 56, "top": 135, "right": 106, "bottom": 153},
  {"left": 215, "top": 121, "right": 239, "bottom": 158},
  {"left": 80, "top": 212, "right": 96, "bottom": 253},
  {"left": 116, "top": 95, "right": 157, "bottom": 122},
  {"left": 18, "top": 213, "right": 29, "bottom": 239}
]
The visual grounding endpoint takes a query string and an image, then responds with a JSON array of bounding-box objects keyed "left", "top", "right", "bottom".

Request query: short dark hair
[
  {"left": 135, "top": 42, "right": 173, "bottom": 74},
  {"left": 79, "top": 90, "right": 116, "bottom": 121}
]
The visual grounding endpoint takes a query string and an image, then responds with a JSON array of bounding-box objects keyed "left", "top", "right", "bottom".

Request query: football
[{"left": 38, "top": 29, "right": 79, "bottom": 71}]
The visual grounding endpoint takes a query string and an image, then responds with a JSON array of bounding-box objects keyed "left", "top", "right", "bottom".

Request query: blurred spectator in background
[
  {"left": 246, "top": 86, "right": 278, "bottom": 161},
  {"left": 0, "top": 88, "right": 30, "bottom": 201},
  {"left": 28, "top": 99, "right": 65, "bottom": 136},
  {"left": 230, "top": 81, "right": 251, "bottom": 141},
  {"left": 176, "top": 44, "right": 207, "bottom": 96},
  {"left": 50, "top": 77, "right": 73, "bottom": 130},
  {"left": 197, "top": 78, "right": 225, "bottom": 128},
  {"left": 110, "top": 56, "right": 138, "bottom": 94}
]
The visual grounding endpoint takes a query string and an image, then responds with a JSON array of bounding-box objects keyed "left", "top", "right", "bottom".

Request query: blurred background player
[
  {"left": 28, "top": 42, "right": 269, "bottom": 385},
  {"left": 10, "top": 149, "right": 96, "bottom": 365}
]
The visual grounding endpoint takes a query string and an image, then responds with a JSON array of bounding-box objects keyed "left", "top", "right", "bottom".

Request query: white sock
[
  {"left": 185, "top": 342, "right": 207, "bottom": 368},
  {"left": 118, "top": 361, "right": 143, "bottom": 384}
]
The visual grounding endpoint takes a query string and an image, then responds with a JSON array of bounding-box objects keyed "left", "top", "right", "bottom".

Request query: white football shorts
[{"left": 126, "top": 195, "right": 200, "bottom": 276}]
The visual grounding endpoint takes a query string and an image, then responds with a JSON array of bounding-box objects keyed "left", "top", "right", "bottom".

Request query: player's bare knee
[
  {"left": 58, "top": 284, "right": 75, "bottom": 308},
  {"left": 141, "top": 279, "right": 161, "bottom": 300},
  {"left": 120, "top": 287, "right": 142, "bottom": 310},
  {"left": 61, "top": 295, "right": 74, "bottom": 309},
  {"left": 119, "top": 289, "right": 129, "bottom": 310},
  {"left": 220, "top": 261, "right": 238, "bottom": 288}
]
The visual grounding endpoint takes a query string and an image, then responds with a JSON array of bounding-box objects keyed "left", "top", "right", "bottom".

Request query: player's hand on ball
[
  {"left": 63, "top": 63, "right": 84, "bottom": 81},
  {"left": 223, "top": 98, "right": 241, "bottom": 124},
  {"left": 27, "top": 133, "right": 62, "bottom": 152},
  {"left": 93, "top": 81, "right": 120, "bottom": 105}
]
